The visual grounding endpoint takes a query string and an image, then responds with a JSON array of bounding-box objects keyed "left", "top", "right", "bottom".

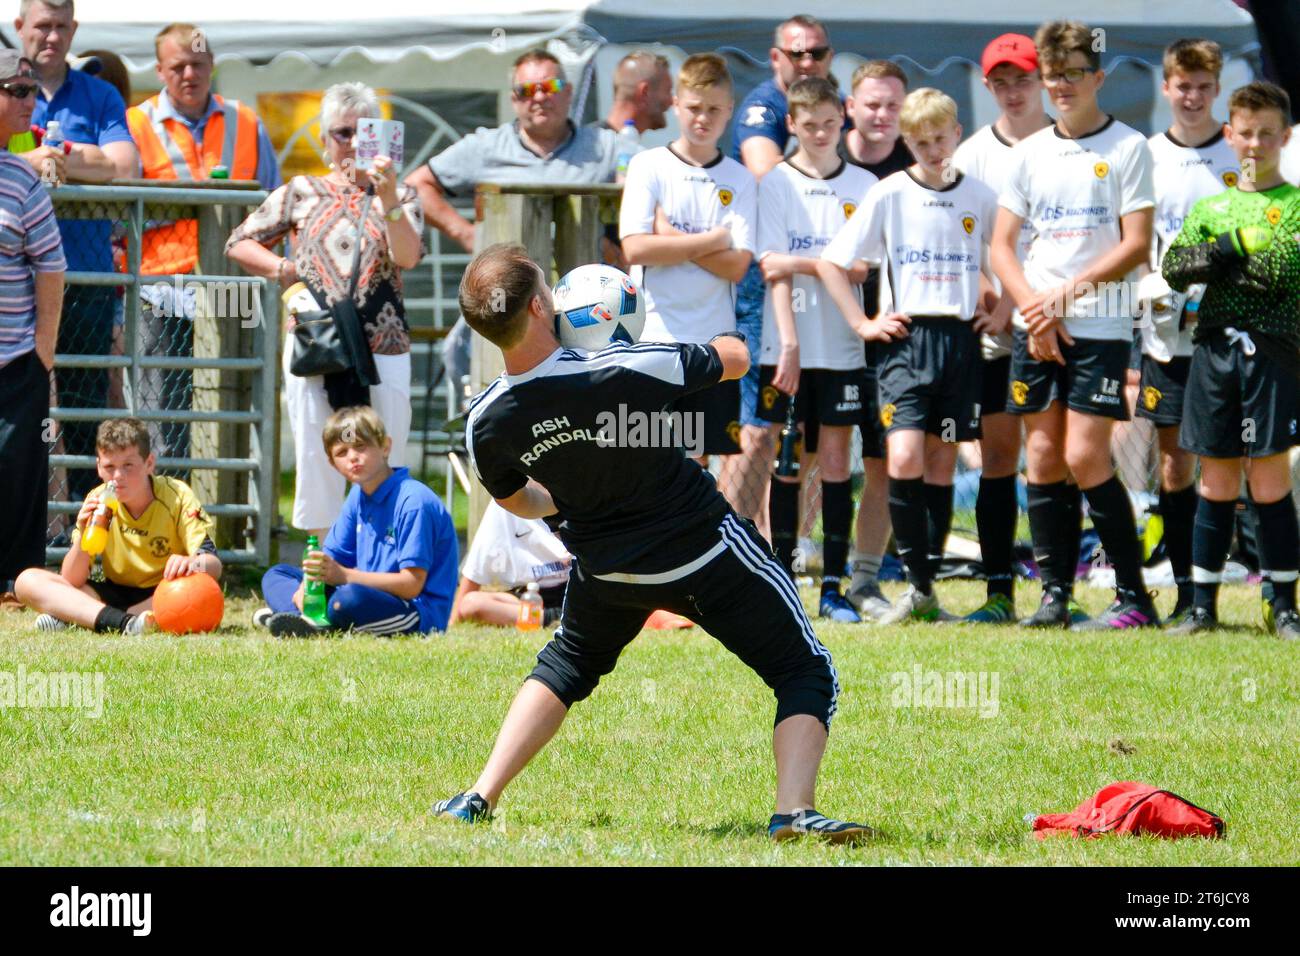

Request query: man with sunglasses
[
  {"left": 406, "top": 49, "right": 620, "bottom": 254},
  {"left": 0, "top": 47, "right": 66, "bottom": 607},
  {"left": 728, "top": 14, "right": 842, "bottom": 538},
  {"left": 16, "top": 0, "right": 139, "bottom": 504}
]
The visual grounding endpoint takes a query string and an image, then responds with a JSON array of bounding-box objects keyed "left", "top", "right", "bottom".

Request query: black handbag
[{"left": 288, "top": 188, "right": 381, "bottom": 390}]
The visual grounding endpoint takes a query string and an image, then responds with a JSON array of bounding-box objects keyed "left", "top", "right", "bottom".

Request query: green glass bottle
[{"left": 302, "top": 534, "right": 331, "bottom": 627}]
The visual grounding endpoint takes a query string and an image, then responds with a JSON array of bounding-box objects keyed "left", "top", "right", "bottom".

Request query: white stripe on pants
[{"left": 283, "top": 338, "right": 412, "bottom": 530}]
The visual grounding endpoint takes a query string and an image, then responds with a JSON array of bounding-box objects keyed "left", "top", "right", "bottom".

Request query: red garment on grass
[{"left": 1033, "top": 781, "right": 1224, "bottom": 839}]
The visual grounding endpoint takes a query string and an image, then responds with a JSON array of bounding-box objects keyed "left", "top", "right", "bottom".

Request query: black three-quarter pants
[
  {"left": 530, "top": 513, "right": 840, "bottom": 730},
  {"left": 0, "top": 350, "right": 50, "bottom": 587}
]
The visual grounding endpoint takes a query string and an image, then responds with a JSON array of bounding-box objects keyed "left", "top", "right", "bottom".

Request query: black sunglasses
[
  {"left": 328, "top": 126, "right": 356, "bottom": 144},
  {"left": 780, "top": 46, "right": 831, "bottom": 63},
  {"left": 0, "top": 81, "right": 38, "bottom": 99}
]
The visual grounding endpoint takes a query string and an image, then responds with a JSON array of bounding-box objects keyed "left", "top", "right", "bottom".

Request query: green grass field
[{"left": 1, "top": 580, "right": 1295, "bottom": 866}]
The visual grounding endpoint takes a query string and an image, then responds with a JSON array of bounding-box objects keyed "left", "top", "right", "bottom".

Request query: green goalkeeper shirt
[{"left": 1162, "top": 180, "right": 1300, "bottom": 373}]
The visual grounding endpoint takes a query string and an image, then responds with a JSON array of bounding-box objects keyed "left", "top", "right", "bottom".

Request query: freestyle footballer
[{"left": 433, "top": 243, "right": 875, "bottom": 842}]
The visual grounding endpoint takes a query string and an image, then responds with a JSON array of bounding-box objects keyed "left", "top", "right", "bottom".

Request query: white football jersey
[
  {"left": 757, "top": 159, "right": 877, "bottom": 370},
  {"left": 619, "top": 145, "right": 757, "bottom": 344},
  {"left": 1147, "top": 128, "right": 1240, "bottom": 358},
  {"left": 953, "top": 122, "right": 1047, "bottom": 358},
  {"left": 822, "top": 169, "right": 997, "bottom": 321},
  {"left": 460, "top": 500, "right": 570, "bottom": 591},
  {"left": 999, "top": 117, "right": 1155, "bottom": 340}
]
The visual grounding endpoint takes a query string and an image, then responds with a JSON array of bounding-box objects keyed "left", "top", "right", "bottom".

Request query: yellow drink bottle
[{"left": 80, "top": 481, "right": 118, "bottom": 556}]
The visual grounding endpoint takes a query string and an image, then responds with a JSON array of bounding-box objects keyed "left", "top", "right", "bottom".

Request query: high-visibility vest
[{"left": 127, "top": 93, "right": 261, "bottom": 276}]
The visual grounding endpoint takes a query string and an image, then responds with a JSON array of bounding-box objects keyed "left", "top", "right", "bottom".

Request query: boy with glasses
[{"left": 991, "top": 20, "right": 1159, "bottom": 629}]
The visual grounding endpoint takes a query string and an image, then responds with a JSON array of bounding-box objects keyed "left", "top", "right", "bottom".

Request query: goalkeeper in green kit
[{"left": 1161, "top": 80, "right": 1300, "bottom": 639}]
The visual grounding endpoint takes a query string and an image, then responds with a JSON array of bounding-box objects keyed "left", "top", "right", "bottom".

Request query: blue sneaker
[
  {"left": 768, "top": 808, "right": 877, "bottom": 845},
  {"left": 431, "top": 791, "right": 492, "bottom": 823},
  {"left": 819, "top": 590, "right": 861, "bottom": 623}
]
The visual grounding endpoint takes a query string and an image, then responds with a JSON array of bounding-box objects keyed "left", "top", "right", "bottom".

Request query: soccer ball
[
  {"left": 552, "top": 264, "right": 646, "bottom": 351},
  {"left": 152, "top": 573, "right": 225, "bottom": 634}
]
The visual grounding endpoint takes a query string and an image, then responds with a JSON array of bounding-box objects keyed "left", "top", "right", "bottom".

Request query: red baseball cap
[{"left": 981, "top": 34, "right": 1037, "bottom": 77}]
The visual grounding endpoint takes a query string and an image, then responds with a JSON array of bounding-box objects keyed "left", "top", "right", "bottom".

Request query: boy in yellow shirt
[{"left": 16, "top": 418, "right": 222, "bottom": 633}]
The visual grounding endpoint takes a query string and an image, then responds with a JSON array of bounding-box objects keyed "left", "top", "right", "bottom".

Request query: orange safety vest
[{"left": 127, "top": 93, "right": 261, "bottom": 276}]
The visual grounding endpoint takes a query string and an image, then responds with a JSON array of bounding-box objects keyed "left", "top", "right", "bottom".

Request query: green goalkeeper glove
[{"left": 1216, "top": 225, "right": 1274, "bottom": 257}]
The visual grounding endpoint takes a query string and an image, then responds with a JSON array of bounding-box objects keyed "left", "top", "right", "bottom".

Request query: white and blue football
[{"left": 552, "top": 264, "right": 646, "bottom": 351}]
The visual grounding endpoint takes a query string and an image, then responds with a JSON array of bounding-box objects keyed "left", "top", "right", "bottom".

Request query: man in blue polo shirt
[
  {"left": 405, "top": 48, "right": 619, "bottom": 253},
  {"left": 18, "top": 0, "right": 139, "bottom": 501},
  {"left": 728, "top": 14, "right": 844, "bottom": 530},
  {"left": 256, "top": 406, "right": 458, "bottom": 637}
]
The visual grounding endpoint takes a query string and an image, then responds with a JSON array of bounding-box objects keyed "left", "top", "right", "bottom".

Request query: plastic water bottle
[
  {"left": 302, "top": 534, "right": 331, "bottom": 627},
  {"left": 80, "top": 480, "right": 118, "bottom": 556},
  {"left": 516, "top": 582, "right": 544, "bottom": 631},
  {"left": 615, "top": 120, "right": 639, "bottom": 184},
  {"left": 42, "top": 120, "right": 63, "bottom": 150}
]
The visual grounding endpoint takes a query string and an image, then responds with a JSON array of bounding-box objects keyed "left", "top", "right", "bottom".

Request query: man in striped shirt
[{"left": 0, "top": 48, "right": 66, "bottom": 602}]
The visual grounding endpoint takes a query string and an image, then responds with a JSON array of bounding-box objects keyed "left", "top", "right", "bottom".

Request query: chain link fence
[{"left": 46, "top": 182, "right": 278, "bottom": 566}]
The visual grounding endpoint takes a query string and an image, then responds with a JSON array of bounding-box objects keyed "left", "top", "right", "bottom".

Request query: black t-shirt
[
  {"left": 467, "top": 341, "right": 731, "bottom": 574},
  {"left": 839, "top": 137, "right": 916, "bottom": 347}
]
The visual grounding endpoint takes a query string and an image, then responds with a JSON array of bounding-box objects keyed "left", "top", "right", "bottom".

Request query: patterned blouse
[{"left": 226, "top": 175, "right": 424, "bottom": 355}]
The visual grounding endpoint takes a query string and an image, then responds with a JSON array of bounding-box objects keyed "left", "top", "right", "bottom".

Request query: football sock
[
  {"left": 1061, "top": 481, "right": 1083, "bottom": 593},
  {"left": 820, "top": 479, "right": 852, "bottom": 593},
  {"left": 93, "top": 606, "right": 131, "bottom": 634},
  {"left": 850, "top": 552, "right": 883, "bottom": 594},
  {"left": 1027, "top": 480, "right": 1068, "bottom": 593},
  {"left": 1192, "top": 497, "right": 1236, "bottom": 615},
  {"left": 1253, "top": 494, "right": 1299, "bottom": 614},
  {"left": 977, "top": 474, "right": 1017, "bottom": 599},
  {"left": 768, "top": 477, "right": 800, "bottom": 576},
  {"left": 1083, "top": 475, "right": 1146, "bottom": 597},
  {"left": 1160, "top": 483, "right": 1198, "bottom": 609},
  {"left": 924, "top": 482, "right": 954, "bottom": 584},
  {"left": 889, "top": 477, "right": 931, "bottom": 594}
]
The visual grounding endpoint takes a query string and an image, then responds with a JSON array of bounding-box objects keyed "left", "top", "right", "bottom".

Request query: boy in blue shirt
[{"left": 256, "top": 406, "right": 458, "bottom": 636}]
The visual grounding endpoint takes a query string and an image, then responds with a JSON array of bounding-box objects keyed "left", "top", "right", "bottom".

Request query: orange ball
[{"left": 153, "top": 574, "right": 225, "bottom": 634}]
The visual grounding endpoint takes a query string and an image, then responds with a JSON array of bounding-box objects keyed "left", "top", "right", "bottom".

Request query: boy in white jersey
[
  {"left": 755, "top": 77, "right": 878, "bottom": 622},
  {"left": 819, "top": 89, "right": 999, "bottom": 623},
  {"left": 991, "top": 20, "right": 1158, "bottom": 629},
  {"left": 1140, "top": 39, "right": 1241, "bottom": 626},
  {"left": 951, "top": 33, "right": 1054, "bottom": 624},
  {"left": 620, "top": 53, "right": 756, "bottom": 510}
]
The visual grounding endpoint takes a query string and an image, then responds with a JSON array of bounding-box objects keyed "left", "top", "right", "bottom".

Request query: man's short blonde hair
[
  {"left": 899, "top": 88, "right": 958, "bottom": 137},
  {"left": 851, "top": 60, "right": 908, "bottom": 94},
  {"left": 322, "top": 406, "right": 389, "bottom": 456},
  {"left": 154, "top": 22, "right": 211, "bottom": 60},
  {"left": 678, "top": 53, "right": 732, "bottom": 95}
]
